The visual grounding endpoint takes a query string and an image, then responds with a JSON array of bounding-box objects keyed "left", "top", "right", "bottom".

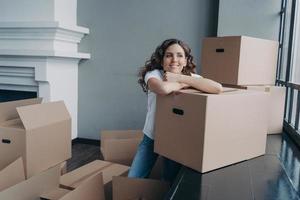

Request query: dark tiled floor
[
  {"left": 68, "top": 132, "right": 300, "bottom": 200},
  {"left": 167, "top": 133, "right": 300, "bottom": 200}
]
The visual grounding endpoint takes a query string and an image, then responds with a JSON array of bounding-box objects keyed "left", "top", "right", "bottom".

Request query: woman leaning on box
[{"left": 128, "top": 38, "right": 222, "bottom": 183}]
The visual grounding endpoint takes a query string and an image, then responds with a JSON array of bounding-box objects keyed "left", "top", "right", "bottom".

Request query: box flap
[
  {"left": 0, "top": 98, "right": 42, "bottom": 123},
  {"left": 112, "top": 176, "right": 169, "bottom": 200},
  {"left": 40, "top": 187, "right": 71, "bottom": 200},
  {"left": 60, "top": 160, "right": 111, "bottom": 188},
  {"left": 59, "top": 172, "right": 105, "bottom": 200},
  {"left": 0, "top": 157, "right": 25, "bottom": 192},
  {"left": 60, "top": 160, "right": 129, "bottom": 189},
  {"left": 16, "top": 101, "right": 71, "bottom": 130},
  {"left": 0, "top": 164, "right": 60, "bottom": 200}
]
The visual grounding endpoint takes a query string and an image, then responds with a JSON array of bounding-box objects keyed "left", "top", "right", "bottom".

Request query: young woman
[{"left": 128, "top": 39, "right": 222, "bottom": 183}]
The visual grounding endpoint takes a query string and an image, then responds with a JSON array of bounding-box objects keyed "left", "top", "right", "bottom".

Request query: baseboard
[{"left": 72, "top": 138, "right": 100, "bottom": 146}]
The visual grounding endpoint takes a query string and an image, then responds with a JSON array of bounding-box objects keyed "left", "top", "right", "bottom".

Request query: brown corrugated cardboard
[
  {"left": 60, "top": 160, "right": 129, "bottom": 200},
  {"left": 0, "top": 157, "right": 25, "bottom": 192},
  {"left": 0, "top": 98, "right": 42, "bottom": 123},
  {"left": 100, "top": 130, "right": 143, "bottom": 166},
  {"left": 0, "top": 99, "right": 72, "bottom": 178},
  {"left": 201, "top": 36, "right": 278, "bottom": 85},
  {"left": 154, "top": 89, "right": 268, "bottom": 173},
  {"left": 112, "top": 176, "right": 170, "bottom": 200},
  {"left": 221, "top": 85, "right": 286, "bottom": 134},
  {"left": 41, "top": 172, "right": 105, "bottom": 200},
  {"left": 0, "top": 164, "right": 60, "bottom": 200},
  {"left": 60, "top": 161, "right": 67, "bottom": 175},
  {"left": 246, "top": 86, "right": 286, "bottom": 134},
  {"left": 100, "top": 130, "right": 162, "bottom": 179}
]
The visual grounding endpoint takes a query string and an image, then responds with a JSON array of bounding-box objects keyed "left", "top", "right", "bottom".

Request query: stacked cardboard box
[
  {"left": 154, "top": 35, "right": 282, "bottom": 173},
  {"left": 0, "top": 98, "right": 72, "bottom": 178},
  {"left": 201, "top": 36, "right": 285, "bottom": 134},
  {"left": 0, "top": 98, "right": 73, "bottom": 198},
  {"left": 154, "top": 88, "right": 268, "bottom": 173}
]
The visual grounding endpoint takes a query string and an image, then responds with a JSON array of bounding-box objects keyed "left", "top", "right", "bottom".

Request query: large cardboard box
[
  {"left": 0, "top": 157, "right": 25, "bottom": 192},
  {"left": 60, "top": 160, "right": 129, "bottom": 200},
  {"left": 112, "top": 176, "right": 170, "bottom": 200},
  {"left": 0, "top": 164, "right": 60, "bottom": 200},
  {"left": 41, "top": 172, "right": 105, "bottom": 200},
  {"left": 100, "top": 130, "right": 143, "bottom": 166},
  {"left": 0, "top": 98, "right": 72, "bottom": 178},
  {"left": 154, "top": 88, "right": 268, "bottom": 173},
  {"left": 222, "top": 85, "right": 286, "bottom": 134},
  {"left": 246, "top": 86, "right": 286, "bottom": 134},
  {"left": 201, "top": 36, "right": 278, "bottom": 85}
]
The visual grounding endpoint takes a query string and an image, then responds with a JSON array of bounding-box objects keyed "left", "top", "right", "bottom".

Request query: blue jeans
[{"left": 128, "top": 134, "right": 181, "bottom": 183}]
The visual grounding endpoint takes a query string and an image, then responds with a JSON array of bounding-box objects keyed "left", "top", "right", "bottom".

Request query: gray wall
[
  {"left": 218, "top": 0, "right": 281, "bottom": 41},
  {"left": 77, "top": 0, "right": 219, "bottom": 139}
]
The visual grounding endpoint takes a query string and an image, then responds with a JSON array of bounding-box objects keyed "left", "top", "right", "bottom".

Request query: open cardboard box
[
  {"left": 154, "top": 88, "right": 268, "bottom": 173},
  {"left": 0, "top": 164, "right": 60, "bottom": 200},
  {"left": 112, "top": 176, "right": 170, "bottom": 200},
  {"left": 60, "top": 160, "right": 129, "bottom": 200},
  {"left": 100, "top": 130, "right": 163, "bottom": 179},
  {"left": 0, "top": 157, "right": 25, "bottom": 192},
  {"left": 41, "top": 171, "right": 105, "bottom": 200},
  {"left": 0, "top": 98, "right": 72, "bottom": 178},
  {"left": 201, "top": 36, "right": 278, "bottom": 85},
  {"left": 100, "top": 130, "right": 143, "bottom": 166}
]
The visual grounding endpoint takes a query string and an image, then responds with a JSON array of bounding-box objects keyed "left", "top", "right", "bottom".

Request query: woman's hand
[{"left": 163, "top": 72, "right": 182, "bottom": 82}]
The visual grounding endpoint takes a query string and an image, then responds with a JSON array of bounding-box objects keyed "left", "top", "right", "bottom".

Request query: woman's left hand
[{"left": 163, "top": 72, "right": 182, "bottom": 82}]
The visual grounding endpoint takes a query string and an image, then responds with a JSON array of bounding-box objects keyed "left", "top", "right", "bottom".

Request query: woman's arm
[
  {"left": 164, "top": 72, "right": 222, "bottom": 94},
  {"left": 147, "top": 77, "right": 188, "bottom": 95}
]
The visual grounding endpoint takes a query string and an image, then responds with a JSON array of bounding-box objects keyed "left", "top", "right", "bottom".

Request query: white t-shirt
[{"left": 143, "top": 69, "right": 201, "bottom": 139}]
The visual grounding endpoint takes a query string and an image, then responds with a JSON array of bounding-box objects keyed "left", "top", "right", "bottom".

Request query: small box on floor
[
  {"left": 154, "top": 88, "right": 268, "bottom": 173},
  {"left": 100, "top": 130, "right": 143, "bottom": 166},
  {"left": 60, "top": 160, "right": 129, "bottom": 200},
  {"left": 40, "top": 172, "right": 105, "bottom": 200},
  {"left": 100, "top": 130, "right": 163, "bottom": 179}
]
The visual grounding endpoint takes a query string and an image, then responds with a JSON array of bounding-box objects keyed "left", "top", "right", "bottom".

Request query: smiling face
[{"left": 162, "top": 44, "right": 187, "bottom": 74}]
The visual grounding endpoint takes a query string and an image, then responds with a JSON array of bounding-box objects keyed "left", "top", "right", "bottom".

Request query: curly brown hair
[{"left": 138, "top": 38, "right": 196, "bottom": 92}]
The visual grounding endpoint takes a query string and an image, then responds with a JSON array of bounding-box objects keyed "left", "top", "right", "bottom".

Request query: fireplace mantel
[{"left": 0, "top": 1, "right": 90, "bottom": 139}]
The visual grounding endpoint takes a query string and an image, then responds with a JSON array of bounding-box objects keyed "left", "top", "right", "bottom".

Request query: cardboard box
[
  {"left": 246, "top": 86, "right": 286, "bottom": 134},
  {"left": 0, "top": 164, "right": 60, "bottom": 200},
  {"left": 60, "top": 161, "right": 67, "bottom": 175},
  {"left": 112, "top": 176, "right": 169, "bottom": 200},
  {"left": 154, "top": 88, "right": 268, "bottom": 173},
  {"left": 0, "top": 98, "right": 72, "bottom": 178},
  {"left": 201, "top": 36, "right": 278, "bottom": 85},
  {"left": 100, "top": 130, "right": 163, "bottom": 179},
  {"left": 100, "top": 130, "right": 143, "bottom": 166},
  {"left": 60, "top": 160, "right": 129, "bottom": 200},
  {"left": 0, "top": 157, "right": 25, "bottom": 192},
  {"left": 41, "top": 172, "right": 105, "bottom": 200}
]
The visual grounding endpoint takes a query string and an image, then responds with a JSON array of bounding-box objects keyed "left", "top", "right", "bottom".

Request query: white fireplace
[{"left": 0, "top": 0, "right": 90, "bottom": 139}]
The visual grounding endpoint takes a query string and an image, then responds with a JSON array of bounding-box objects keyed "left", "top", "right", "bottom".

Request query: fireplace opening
[{"left": 0, "top": 89, "right": 37, "bottom": 103}]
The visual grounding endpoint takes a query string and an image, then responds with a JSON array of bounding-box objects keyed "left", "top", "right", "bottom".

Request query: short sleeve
[
  {"left": 144, "top": 70, "right": 163, "bottom": 84},
  {"left": 191, "top": 73, "right": 202, "bottom": 78}
]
